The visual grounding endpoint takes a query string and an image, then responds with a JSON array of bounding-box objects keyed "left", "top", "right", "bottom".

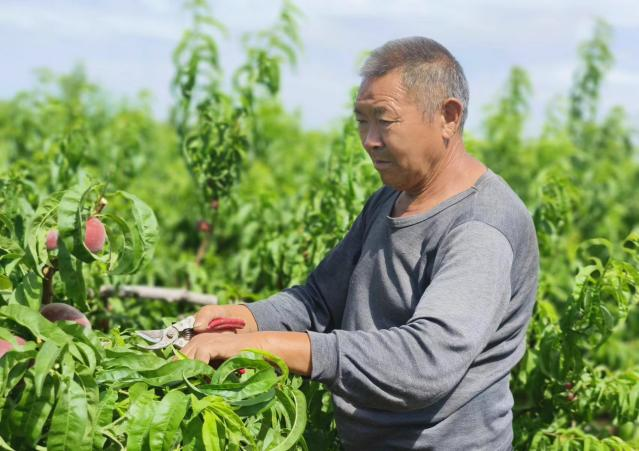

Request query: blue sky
[{"left": 1, "top": 0, "right": 637, "bottom": 137}]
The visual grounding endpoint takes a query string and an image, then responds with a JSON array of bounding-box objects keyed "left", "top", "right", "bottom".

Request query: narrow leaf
[
  {"left": 47, "top": 378, "right": 91, "bottom": 451},
  {"left": 148, "top": 390, "right": 189, "bottom": 451},
  {"left": 33, "top": 340, "right": 62, "bottom": 397}
]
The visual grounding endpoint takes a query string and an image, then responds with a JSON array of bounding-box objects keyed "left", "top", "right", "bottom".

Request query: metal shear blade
[
  {"left": 136, "top": 315, "right": 196, "bottom": 350},
  {"left": 136, "top": 329, "right": 165, "bottom": 343}
]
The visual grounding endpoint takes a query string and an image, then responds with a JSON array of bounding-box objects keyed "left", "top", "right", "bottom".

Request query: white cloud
[
  {"left": 0, "top": 1, "right": 185, "bottom": 41},
  {"left": 608, "top": 69, "right": 639, "bottom": 86},
  {"left": 0, "top": 0, "right": 636, "bottom": 134},
  {"left": 297, "top": 0, "right": 639, "bottom": 28}
]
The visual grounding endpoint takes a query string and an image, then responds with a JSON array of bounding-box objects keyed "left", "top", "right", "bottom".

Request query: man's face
[{"left": 354, "top": 70, "right": 446, "bottom": 192}]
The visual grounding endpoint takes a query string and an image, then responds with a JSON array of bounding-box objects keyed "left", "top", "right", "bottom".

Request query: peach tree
[
  {"left": 170, "top": 0, "right": 302, "bottom": 267},
  {"left": 0, "top": 181, "right": 307, "bottom": 450}
]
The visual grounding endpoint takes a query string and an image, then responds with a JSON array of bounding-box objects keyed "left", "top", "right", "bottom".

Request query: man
[{"left": 182, "top": 36, "right": 539, "bottom": 450}]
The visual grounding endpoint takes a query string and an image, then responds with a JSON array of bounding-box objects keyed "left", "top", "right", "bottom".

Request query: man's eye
[
  {"left": 379, "top": 119, "right": 395, "bottom": 126},
  {"left": 355, "top": 118, "right": 367, "bottom": 125}
]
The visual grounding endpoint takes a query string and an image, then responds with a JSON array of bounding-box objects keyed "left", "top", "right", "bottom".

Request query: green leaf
[
  {"left": 76, "top": 372, "right": 99, "bottom": 445},
  {"left": 12, "top": 375, "right": 57, "bottom": 447},
  {"left": 47, "top": 377, "right": 91, "bottom": 451},
  {"left": 201, "top": 410, "right": 222, "bottom": 451},
  {"left": 102, "top": 213, "right": 139, "bottom": 275},
  {"left": 119, "top": 191, "right": 158, "bottom": 272},
  {"left": 0, "top": 434, "right": 15, "bottom": 451},
  {"left": 98, "top": 358, "right": 214, "bottom": 388},
  {"left": 0, "top": 326, "right": 21, "bottom": 342},
  {"left": 199, "top": 366, "right": 278, "bottom": 404},
  {"left": 0, "top": 275, "right": 12, "bottom": 291},
  {"left": 33, "top": 340, "right": 62, "bottom": 397},
  {"left": 56, "top": 239, "right": 88, "bottom": 310},
  {"left": 10, "top": 271, "right": 41, "bottom": 309},
  {"left": 94, "top": 366, "right": 140, "bottom": 385},
  {"left": 56, "top": 321, "right": 105, "bottom": 360},
  {"left": 0, "top": 348, "right": 36, "bottom": 410},
  {"left": 92, "top": 389, "right": 117, "bottom": 450},
  {"left": 125, "top": 387, "right": 156, "bottom": 451},
  {"left": 207, "top": 399, "right": 255, "bottom": 449},
  {"left": 106, "top": 191, "right": 158, "bottom": 275},
  {"left": 102, "top": 349, "right": 167, "bottom": 372},
  {"left": 0, "top": 305, "right": 70, "bottom": 346},
  {"left": 25, "top": 191, "right": 64, "bottom": 277},
  {"left": 210, "top": 354, "right": 272, "bottom": 384},
  {"left": 232, "top": 388, "right": 276, "bottom": 416},
  {"left": 70, "top": 341, "right": 97, "bottom": 374},
  {"left": 270, "top": 387, "right": 307, "bottom": 451},
  {"left": 181, "top": 416, "right": 204, "bottom": 451},
  {"left": 57, "top": 182, "right": 102, "bottom": 263},
  {"left": 148, "top": 390, "right": 189, "bottom": 451},
  {"left": 141, "top": 359, "right": 214, "bottom": 386}
]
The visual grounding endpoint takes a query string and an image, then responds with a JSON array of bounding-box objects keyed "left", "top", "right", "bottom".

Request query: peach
[
  {"left": 197, "top": 220, "right": 211, "bottom": 233},
  {"left": 46, "top": 229, "right": 59, "bottom": 251},
  {"left": 40, "top": 303, "right": 92, "bottom": 330},
  {"left": 84, "top": 217, "right": 106, "bottom": 253},
  {"left": 0, "top": 336, "right": 26, "bottom": 358}
]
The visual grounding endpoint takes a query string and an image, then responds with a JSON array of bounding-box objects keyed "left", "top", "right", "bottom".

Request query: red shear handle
[
  {"left": 193, "top": 305, "right": 258, "bottom": 334},
  {"left": 206, "top": 317, "right": 246, "bottom": 332}
]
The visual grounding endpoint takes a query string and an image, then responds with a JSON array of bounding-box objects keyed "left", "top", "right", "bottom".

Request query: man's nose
[{"left": 363, "top": 125, "right": 383, "bottom": 151}]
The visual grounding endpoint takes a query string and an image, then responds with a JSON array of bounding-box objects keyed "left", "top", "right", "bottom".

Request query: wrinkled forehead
[
  {"left": 357, "top": 71, "right": 406, "bottom": 96},
  {"left": 354, "top": 74, "right": 415, "bottom": 114}
]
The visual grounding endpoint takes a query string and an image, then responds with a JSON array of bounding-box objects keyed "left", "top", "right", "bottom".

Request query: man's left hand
[
  {"left": 181, "top": 331, "right": 313, "bottom": 376},
  {"left": 181, "top": 332, "right": 263, "bottom": 364}
]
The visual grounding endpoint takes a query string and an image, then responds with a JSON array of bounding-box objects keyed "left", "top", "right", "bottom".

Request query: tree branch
[
  {"left": 99, "top": 285, "right": 218, "bottom": 305},
  {"left": 41, "top": 265, "right": 56, "bottom": 305},
  {"left": 195, "top": 232, "right": 211, "bottom": 267}
]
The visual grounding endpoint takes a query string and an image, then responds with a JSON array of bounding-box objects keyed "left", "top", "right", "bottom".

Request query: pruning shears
[{"left": 136, "top": 316, "right": 246, "bottom": 350}]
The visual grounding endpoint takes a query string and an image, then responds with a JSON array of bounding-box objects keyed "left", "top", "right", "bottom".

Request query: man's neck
[{"left": 392, "top": 147, "right": 486, "bottom": 218}]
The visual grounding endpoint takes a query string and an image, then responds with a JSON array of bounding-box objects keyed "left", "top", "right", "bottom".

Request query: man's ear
[{"left": 441, "top": 98, "right": 463, "bottom": 138}]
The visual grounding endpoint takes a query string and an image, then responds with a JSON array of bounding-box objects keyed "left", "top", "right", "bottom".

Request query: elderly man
[{"left": 182, "top": 36, "right": 539, "bottom": 450}]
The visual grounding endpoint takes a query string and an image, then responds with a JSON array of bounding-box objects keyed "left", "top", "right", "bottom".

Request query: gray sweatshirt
[{"left": 246, "top": 168, "right": 539, "bottom": 450}]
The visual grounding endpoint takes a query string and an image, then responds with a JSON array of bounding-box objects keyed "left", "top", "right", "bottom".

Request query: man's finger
[
  {"left": 194, "top": 348, "right": 211, "bottom": 364},
  {"left": 193, "top": 306, "right": 222, "bottom": 332},
  {"left": 181, "top": 343, "right": 194, "bottom": 359}
]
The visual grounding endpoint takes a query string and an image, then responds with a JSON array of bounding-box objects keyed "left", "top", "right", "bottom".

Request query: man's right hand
[{"left": 192, "top": 304, "right": 259, "bottom": 334}]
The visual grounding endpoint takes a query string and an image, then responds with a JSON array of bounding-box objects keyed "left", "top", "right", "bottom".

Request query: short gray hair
[{"left": 359, "top": 37, "right": 469, "bottom": 133}]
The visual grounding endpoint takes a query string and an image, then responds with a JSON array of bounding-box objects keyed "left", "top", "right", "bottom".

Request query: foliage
[
  {"left": 171, "top": 0, "right": 302, "bottom": 212},
  {"left": 468, "top": 19, "right": 639, "bottom": 450},
  {"left": 0, "top": 305, "right": 306, "bottom": 450},
  {"left": 0, "top": 180, "right": 307, "bottom": 449}
]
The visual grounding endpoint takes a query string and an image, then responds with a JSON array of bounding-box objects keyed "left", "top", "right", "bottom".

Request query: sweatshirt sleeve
[
  {"left": 308, "top": 220, "right": 514, "bottom": 412},
  {"left": 244, "top": 195, "right": 373, "bottom": 333}
]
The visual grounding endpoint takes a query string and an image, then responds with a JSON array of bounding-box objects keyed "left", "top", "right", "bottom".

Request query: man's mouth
[{"left": 373, "top": 159, "right": 392, "bottom": 169}]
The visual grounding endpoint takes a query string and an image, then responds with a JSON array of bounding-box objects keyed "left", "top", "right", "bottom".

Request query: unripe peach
[
  {"left": 41, "top": 303, "right": 92, "bottom": 329},
  {"left": 197, "top": 220, "right": 211, "bottom": 233},
  {"left": 0, "top": 336, "right": 26, "bottom": 358},
  {"left": 84, "top": 217, "right": 106, "bottom": 253},
  {"left": 46, "top": 229, "right": 59, "bottom": 251}
]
